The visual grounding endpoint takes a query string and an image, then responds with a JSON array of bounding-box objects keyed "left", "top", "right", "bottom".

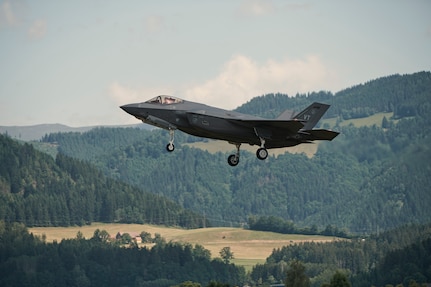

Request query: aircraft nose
[{"left": 120, "top": 103, "right": 139, "bottom": 116}]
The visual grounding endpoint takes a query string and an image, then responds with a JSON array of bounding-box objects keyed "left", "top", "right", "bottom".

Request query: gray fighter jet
[{"left": 120, "top": 95, "right": 339, "bottom": 166}]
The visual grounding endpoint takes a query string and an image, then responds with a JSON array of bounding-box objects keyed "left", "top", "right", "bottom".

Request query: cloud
[
  {"left": 28, "top": 19, "right": 46, "bottom": 39},
  {"left": 0, "top": 0, "right": 19, "bottom": 27},
  {"left": 108, "top": 54, "right": 338, "bottom": 122},
  {"left": 182, "top": 54, "right": 338, "bottom": 109},
  {"left": 1, "top": 1, "right": 46, "bottom": 40},
  {"left": 237, "top": 0, "right": 274, "bottom": 16},
  {"left": 284, "top": 2, "right": 311, "bottom": 12},
  {"left": 108, "top": 82, "right": 142, "bottom": 105},
  {"left": 144, "top": 15, "right": 165, "bottom": 34}
]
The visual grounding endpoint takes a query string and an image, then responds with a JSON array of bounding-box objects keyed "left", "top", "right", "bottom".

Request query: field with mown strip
[{"left": 29, "top": 223, "right": 339, "bottom": 271}]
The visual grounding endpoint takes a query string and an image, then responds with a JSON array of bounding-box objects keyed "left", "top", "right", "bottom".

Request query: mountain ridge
[{"left": 0, "top": 123, "right": 150, "bottom": 141}]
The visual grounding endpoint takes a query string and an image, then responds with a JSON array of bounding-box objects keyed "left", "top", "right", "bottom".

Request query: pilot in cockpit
[{"left": 163, "top": 97, "right": 175, "bottom": 104}]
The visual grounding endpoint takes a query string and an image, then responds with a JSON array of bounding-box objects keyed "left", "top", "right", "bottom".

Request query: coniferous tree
[
  {"left": 285, "top": 260, "right": 310, "bottom": 287},
  {"left": 328, "top": 271, "right": 351, "bottom": 287}
]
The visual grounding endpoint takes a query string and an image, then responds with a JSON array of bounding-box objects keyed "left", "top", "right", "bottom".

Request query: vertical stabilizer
[{"left": 293, "top": 102, "right": 329, "bottom": 130}]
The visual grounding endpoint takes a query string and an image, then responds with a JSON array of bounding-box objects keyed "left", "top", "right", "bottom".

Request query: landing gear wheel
[
  {"left": 228, "top": 154, "right": 240, "bottom": 166},
  {"left": 256, "top": 147, "right": 268, "bottom": 160},
  {"left": 166, "top": 143, "right": 175, "bottom": 152},
  {"left": 166, "top": 129, "right": 175, "bottom": 152},
  {"left": 227, "top": 143, "right": 241, "bottom": 166}
]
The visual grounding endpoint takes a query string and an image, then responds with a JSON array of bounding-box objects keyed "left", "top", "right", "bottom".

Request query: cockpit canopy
[{"left": 145, "top": 95, "right": 184, "bottom": 105}]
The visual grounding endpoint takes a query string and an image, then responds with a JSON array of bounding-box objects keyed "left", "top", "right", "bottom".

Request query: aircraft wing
[
  {"left": 186, "top": 110, "right": 304, "bottom": 136},
  {"left": 232, "top": 119, "right": 305, "bottom": 134}
]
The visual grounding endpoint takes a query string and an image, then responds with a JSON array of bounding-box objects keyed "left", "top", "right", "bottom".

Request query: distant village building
[{"left": 115, "top": 232, "right": 142, "bottom": 244}]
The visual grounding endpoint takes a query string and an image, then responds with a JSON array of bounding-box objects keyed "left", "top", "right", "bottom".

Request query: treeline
[
  {"left": 40, "top": 115, "right": 431, "bottom": 232},
  {"left": 236, "top": 71, "right": 431, "bottom": 120},
  {"left": 248, "top": 215, "right": 349, "bottom": 238},
  {"left": 0, "top": 221, "right": 245, "bottom": 287},
  {"left": 0, "top": 134, "right": 207, "bottom": 228},
  {"left": 251, "top": 223, "right": 431, "bottom": 287}
]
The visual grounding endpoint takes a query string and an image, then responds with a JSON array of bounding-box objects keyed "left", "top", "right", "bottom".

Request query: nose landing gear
[{"left": 166, "top": 129, "right": 175, "bottom": 152}]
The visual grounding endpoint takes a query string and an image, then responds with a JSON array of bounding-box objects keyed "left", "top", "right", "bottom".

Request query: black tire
[
  {"left": 227, "top": 154, "right": 239, "bottom": 166},
  {"left": 256, "top": 148, "right": 268, "bottom": 160},
  {"left": 166, "top": 143, "right": 175, "bottom": 152}
]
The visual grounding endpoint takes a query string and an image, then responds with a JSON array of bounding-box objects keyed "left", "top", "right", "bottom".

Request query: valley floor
[{"left": 29, "top": 223, "right": 340, "bottom": 271}]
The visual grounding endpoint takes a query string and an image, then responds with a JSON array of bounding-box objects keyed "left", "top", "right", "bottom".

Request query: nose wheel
[
  {"left": 166, "top": 129, "right": 175, "bottom": 152},
  {"left": 227, "top": 143, "right": 241, "bottom": 166},
  {"left": 166, "top": 143, "right": 175, "bottom": 152}
]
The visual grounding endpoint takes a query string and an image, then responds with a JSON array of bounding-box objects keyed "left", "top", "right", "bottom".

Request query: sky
[{"left": 1, "top": 0, "right": 430, "bottom": 127}]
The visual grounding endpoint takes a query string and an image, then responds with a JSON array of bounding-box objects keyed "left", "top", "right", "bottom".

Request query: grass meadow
[{"left": 30, "top": 223, "right": 338, "bottom": 271}]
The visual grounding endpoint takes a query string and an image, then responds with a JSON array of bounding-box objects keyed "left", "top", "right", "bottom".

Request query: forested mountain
[
  {"left": 0, "top": 134, "right": 207, "bottom": 228},
  {"left": 40, "top": 72, "right": 431, "bottom": 233},
  {"left": 236, "top": 72, "right": 430, "bottom": 120},
  {"left": 251, "top": 223, "right": 431, "bottom": 287}
]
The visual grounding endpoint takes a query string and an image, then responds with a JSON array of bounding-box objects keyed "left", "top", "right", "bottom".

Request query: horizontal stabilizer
[{"left": 303, "top": 129, "right": 339, "bottom": 141}]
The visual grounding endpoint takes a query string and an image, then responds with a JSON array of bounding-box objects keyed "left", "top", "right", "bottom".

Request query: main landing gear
[
  {"left": 227, "top": 137, "right": 269, "bottom": 166},
  {"left": 227, "top": 143, "right": 241, "bottom": 166},
  {"left": 256, "top": 137, "right": 268, "bottom": 160},
  {"left": 165, "top": 129, "right": 269, "bottom": 166}
]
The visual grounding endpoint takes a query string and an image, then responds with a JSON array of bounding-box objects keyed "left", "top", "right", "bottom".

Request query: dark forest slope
[{"left": 0, "top": 134, "right": 206, "bottom": 228}]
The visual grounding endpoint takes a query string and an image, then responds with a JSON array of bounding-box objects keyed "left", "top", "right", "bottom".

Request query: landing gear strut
[
  {"left": 227, "top": 143, "right": 241, "bottom": 166},
  {"left": 256, "top": 137, "right": 268, "bottom": 160},
  {"left": 166, "top": 129, "right": 175, "bottom": 152}
]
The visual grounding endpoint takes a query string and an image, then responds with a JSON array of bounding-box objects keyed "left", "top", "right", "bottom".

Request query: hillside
[
  {"left": 0, "top": 134, "right": 206, "bottom": 228},
  {"left": 39, "top": 72, "right": 431, "bottom": 233}
]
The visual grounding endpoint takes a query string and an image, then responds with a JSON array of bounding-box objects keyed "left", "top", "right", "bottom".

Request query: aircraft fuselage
[
  {"left": 120, "top": 95, "right": 339, "bottom": 166},
  {"left": 122, "top": 100, "right": 302, "bottom": 147}
]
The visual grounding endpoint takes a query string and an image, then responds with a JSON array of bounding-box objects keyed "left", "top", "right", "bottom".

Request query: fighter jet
[{"left": 120, "top": 95, "right": 339, "bottom": 166}]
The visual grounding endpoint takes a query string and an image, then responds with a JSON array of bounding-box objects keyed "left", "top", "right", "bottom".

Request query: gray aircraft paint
[{"left": 121, "top": 95, "right": 338, "bottom": 166}]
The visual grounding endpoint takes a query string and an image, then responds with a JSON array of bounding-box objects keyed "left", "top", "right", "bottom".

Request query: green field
[
  {"left": 30, "top": 223, "right": 338, "bottom": 271},
  {"left": 321, "top": 112, "right": 394, "bottom": 128}
]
